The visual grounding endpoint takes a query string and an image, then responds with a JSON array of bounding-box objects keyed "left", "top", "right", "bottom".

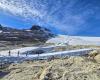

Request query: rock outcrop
[{"left": 0, "top": 24, "right": 54, "bottom": 44}]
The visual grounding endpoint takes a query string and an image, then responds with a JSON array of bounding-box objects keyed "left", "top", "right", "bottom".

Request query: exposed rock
[
  {"left": 0, "top": 24, "right": 54, "bottom": 44},
  {"left": 30, "top": 25, "right": 42, "bottom": 31},
  {"left": 94, "top": 54, "right": 100, "bottom": 63},
  {"left": 88, "top": 50, "right": 99, "bottom": 59}
]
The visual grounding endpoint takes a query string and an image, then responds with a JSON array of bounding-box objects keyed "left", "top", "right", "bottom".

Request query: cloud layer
[{"left": 0, "top": 0, "right": 100, "bottom": 35}]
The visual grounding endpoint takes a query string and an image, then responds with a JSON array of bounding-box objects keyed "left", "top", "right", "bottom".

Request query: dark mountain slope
[{"left": 0, "top": 24, "right": 54, "bottom": 44}]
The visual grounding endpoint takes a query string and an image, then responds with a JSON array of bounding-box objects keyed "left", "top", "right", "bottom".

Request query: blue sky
[{"left": 0, "top": 0, "right": 100, "bottom": 36}]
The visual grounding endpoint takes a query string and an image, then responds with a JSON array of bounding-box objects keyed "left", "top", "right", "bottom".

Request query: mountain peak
[
  {"left": 0, "top": 24, "right": 54, "bottom": 44},
  {"left": 0, "top": 24, "right": 3, "bottom": 30},
  {"left": 30, "top": 25, "right": 41, "bottom": 31}
]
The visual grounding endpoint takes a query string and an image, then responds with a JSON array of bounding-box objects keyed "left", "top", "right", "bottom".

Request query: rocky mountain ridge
[{"left": 0, "top": 24, "right": 54, "bottom": 44}]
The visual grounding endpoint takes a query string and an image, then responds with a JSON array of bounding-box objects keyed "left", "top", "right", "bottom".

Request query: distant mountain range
[{"left": 0, "top": 24, "right": 54, "bottom": 43}]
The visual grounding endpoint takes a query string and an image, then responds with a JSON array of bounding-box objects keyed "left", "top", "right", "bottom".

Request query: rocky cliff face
[{"left": 0, "top": 24, "right": 54, "bottom": 44}]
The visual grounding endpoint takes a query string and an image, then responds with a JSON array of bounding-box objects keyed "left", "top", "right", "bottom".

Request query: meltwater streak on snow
[{"left": 25, "top": 48, "right": 93, "bottom": 60}]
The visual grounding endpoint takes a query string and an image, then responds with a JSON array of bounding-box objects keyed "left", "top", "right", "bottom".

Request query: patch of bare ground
[{"left": 0, "top": 49, "right": 100, "bottom": 80}]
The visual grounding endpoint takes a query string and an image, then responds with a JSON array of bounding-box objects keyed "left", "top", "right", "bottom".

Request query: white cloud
[
  {"left": 0, "top": 0, "right": 99, "bottom": 35},
  {"left": 0, "top": 0, "right": 44, "bottom": 19}
]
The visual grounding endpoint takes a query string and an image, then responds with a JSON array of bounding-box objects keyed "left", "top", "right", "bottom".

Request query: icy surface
[
  {"left": 0, "top": 46, "right": 94, "bottom": 63},
  {"left": 46, "top": 35, "right": 100, "bottom": 46}
]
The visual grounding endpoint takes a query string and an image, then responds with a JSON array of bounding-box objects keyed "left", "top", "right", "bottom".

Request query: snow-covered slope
[{"left": 46, "top": 35, "right": 100, "bottom": 46}]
